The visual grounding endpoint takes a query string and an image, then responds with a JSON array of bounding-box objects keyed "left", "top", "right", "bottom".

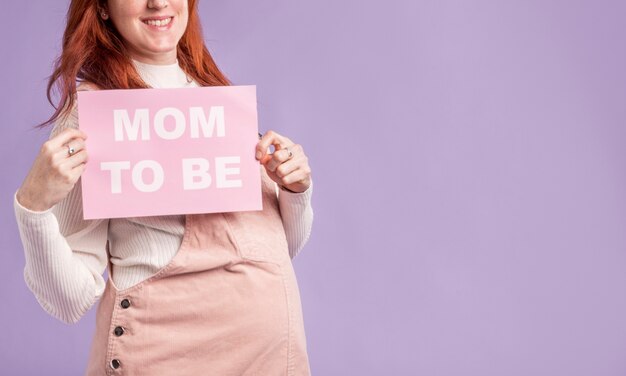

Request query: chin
[{"left": 143, "top": 41, "right": 178, "bottom": 53}]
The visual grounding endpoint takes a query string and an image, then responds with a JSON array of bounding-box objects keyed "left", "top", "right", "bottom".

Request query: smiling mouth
[{"left": 142, "top": 17, "right": 173, "bottom": 27}]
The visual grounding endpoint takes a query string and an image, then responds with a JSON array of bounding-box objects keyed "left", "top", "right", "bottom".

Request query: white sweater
[{"left": 14, "top": 60, "right": 314, "bottom": 324}]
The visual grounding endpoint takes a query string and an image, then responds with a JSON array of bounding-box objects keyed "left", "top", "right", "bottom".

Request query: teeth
[{"left": 144, "top": 17, "right": 171, "bottom": 27}]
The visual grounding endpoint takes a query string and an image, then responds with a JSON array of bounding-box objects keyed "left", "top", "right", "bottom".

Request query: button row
[{"left": 110, "top": 298, "right": 131, "bottom": 370}]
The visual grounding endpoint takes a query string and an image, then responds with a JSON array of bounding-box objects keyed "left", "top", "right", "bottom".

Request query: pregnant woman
[{"left": 13, "top": 0, "right": 313, "bottom": 374}]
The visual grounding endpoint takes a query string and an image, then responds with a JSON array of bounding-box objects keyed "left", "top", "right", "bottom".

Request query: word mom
[{"left": 114, "top": 106, "right": 225, "bottom": 141}]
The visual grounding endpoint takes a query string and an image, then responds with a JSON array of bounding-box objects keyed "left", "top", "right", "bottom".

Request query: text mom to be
[{"left": 101, "top": 106, "right": 243, "bottom": 193}]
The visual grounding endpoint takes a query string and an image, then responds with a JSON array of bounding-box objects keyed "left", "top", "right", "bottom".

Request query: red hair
[{"left": 41, "top": 0, "right": 230, "bottom": 127}]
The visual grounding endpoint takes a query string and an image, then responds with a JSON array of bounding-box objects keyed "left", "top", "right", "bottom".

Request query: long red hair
[{"left": 41, "top": 0, "right": 230, "bottom": 127}]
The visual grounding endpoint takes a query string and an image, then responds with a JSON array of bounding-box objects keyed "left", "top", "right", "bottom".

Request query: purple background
[{"left": 2, "top": 1, "right": 626, "bottom": 375}]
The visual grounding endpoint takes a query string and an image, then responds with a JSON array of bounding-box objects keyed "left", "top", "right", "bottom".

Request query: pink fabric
[{"left": 85, "top": 168, "right": 311, "bottom": 375}]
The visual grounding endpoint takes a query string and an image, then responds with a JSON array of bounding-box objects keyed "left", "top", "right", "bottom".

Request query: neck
[
  {"left": 130, "top": 57, "right": 193, "bottom": 89},
  {"left": 128, "top": 51, "right": 178, "bottom": 66},
  {"left": 133, "top": 58, "right": 179, "bottom": 68}
]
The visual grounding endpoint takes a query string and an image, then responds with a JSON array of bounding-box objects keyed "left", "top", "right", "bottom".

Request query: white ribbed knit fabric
[{"left": 14, "top": 60, "right": 314, "bottom": 324}]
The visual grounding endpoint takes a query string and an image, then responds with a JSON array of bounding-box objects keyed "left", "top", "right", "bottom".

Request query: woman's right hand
[{"left": 16, "top": 128, "right": 89, "bottom": 212}]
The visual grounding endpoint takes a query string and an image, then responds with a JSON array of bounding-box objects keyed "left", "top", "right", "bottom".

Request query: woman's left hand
[{"left": 256, "top": 130, "right": 312, "bottom": 193}]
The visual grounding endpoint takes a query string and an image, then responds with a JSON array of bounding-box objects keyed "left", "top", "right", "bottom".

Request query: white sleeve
[
  {"left": 14, "top": 105, "right": 109, "bottom": 324},
  {"left": 275, "top": 180, "right": 314, "bottom": 259}
]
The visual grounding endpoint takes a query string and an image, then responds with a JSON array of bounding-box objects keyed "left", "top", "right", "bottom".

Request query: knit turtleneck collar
[{"left": 131, "top": 59, "right": 197, "bottom": 89}]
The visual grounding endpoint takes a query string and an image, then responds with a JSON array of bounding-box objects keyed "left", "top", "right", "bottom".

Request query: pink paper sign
[{"left": 77, "top": 85, "right": 261, "bottom": 219}]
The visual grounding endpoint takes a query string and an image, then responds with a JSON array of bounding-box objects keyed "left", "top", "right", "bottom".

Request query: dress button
[
  {"left": 110, "top": 359, "right": 121, "bottom": 369},
  {"left": 120, "top": 299, "right": 131, "bottom": 309},
  {"left": 114, "top": 326, "right": 125, "bottom": 336}
]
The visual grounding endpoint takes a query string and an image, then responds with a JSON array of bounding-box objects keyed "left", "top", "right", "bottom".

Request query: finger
[
  {"left": 274, "top": 155, "right": 302, "bottom": 178},
  {"left": 268, "top": 143, "right": 302, "bottom": 169},
  {"left": 70, "top": 162, "right": 87, "bottom": 178},
  {"left": 66, "top": 149, "right": 89, "bottom": 169},
  {"left": 255, "top": 130, "right": 291, "bottom": 160},
  {"left": 49, "top": 127, "right": 87, "bottom": 148},
  {"left": 280, "top": 168, "right": 309, "bottom": 187},
  {"left": 58, "top": 162, "right": 87, "bottom": 186},
  {"left": 266, "top": 148, "right": 296, "bottom": 172},
  {"left": 58, "top": 138, "right": 86, "bottom": 158}
]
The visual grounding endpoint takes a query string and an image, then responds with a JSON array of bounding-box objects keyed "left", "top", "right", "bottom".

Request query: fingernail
[{"left": 256, "top": 151, "right": 262, "bottom": 159}]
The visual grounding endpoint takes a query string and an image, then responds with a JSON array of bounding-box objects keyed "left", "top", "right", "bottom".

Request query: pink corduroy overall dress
[{"left": 85, "top": 169, "right": 311, "bottom": 375}]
